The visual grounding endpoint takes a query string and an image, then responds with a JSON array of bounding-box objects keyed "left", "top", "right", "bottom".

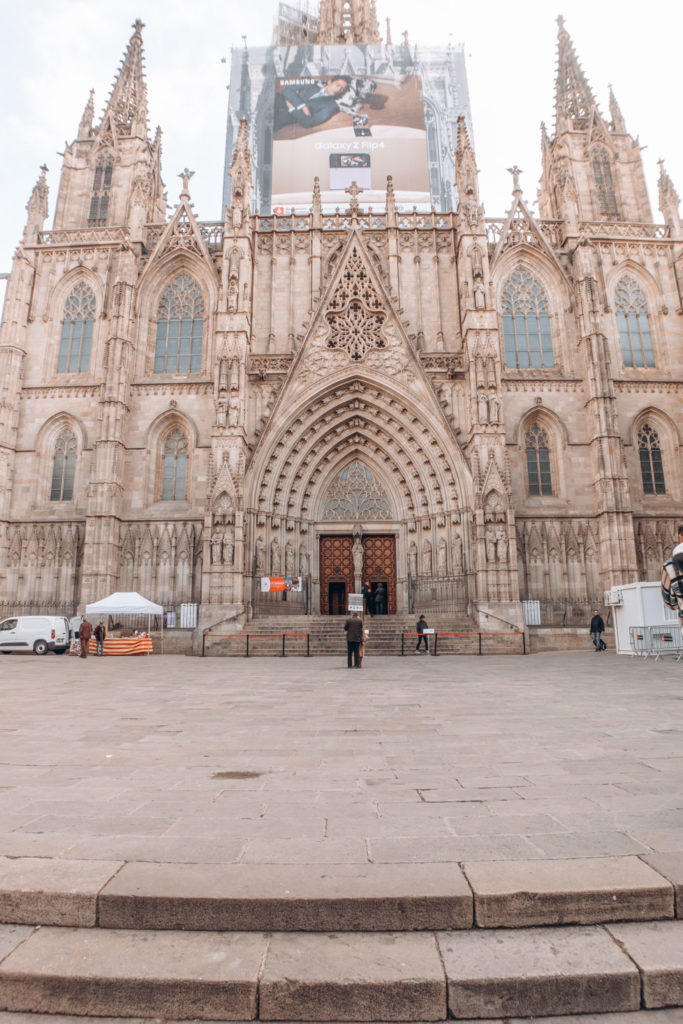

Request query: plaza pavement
[{"left": 0, "top": 649, "right": 682, "bottom": 867}]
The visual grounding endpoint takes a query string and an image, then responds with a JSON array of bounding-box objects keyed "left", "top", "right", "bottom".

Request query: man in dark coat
[
  {"left": 416, "top": 614, "right": 429, "bottom": 653},
  {"left": 344, "top": 612, "right": 363, "bottom": 669},
  {"left": 590, "top": 610, "right": 606, "bottom": 652},
  {"left": 362, "top": 581, "right": 374, "bottom": 617},
  {"left": 78, "top": 617, "right": 93, "bottom": 659},
  {"left": 374, "top": 582, "right": 386, "bottom": 616},
  {"left": 274, "top": 77, "right": 351, "bottom": 132}
]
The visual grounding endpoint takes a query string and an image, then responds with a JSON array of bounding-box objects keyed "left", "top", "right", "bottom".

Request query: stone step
[
  {"left": 3, "top": 1013, "right": 683, "bottom": 1024},
  {"left": 0, "top": 855, "right": 680, "bottom": 932},
  {"left": 1, "top": 920, "right": 682, "bottom": 1020}
]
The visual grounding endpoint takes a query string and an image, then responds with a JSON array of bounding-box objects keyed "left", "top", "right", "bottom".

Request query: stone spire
[
  {"left": 554, "top": 15, "right": 598, "bottom": 133},
  {"left": 658, "top": 159, "right": 681, "bottom": 237},
  {"left": 78, "top": 89, "right": 95, "bottom": 139},
  {"left": 317, "top": 0, "right": 381, "bottom": 44},
  {"left": 608, "top": 83, "right": 626, "bottom": 133},
  {"left": 455, "top": 116, "right": 482, "bottom": 229},
  {"left": 228, "top": 118, "right": 252, "bottom": 235},
  {"left": 23, "top": 165, "right": 49, "bottom": 243},
  {"left": 97, "top": 19, "right": 149, "bottom": 139}
]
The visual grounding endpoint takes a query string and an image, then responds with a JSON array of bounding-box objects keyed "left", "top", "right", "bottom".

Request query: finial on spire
[
  {"left": 608, "top": 83, "right": 626, "bottom": 133},
  {"left": 24, "top": 165, "right": 50, "bottom": 243},
  {"left": 178, "top": 168, "right": 195, "bottom": 199},
  {"left": 78, "top": 89, "right": 95, "bottom": 139},
  {"left": 345, "top": 181, "right": 362, "bottom": 214},
  {"left": 507, "top": 165, "right": 523, "bottom": 195}
]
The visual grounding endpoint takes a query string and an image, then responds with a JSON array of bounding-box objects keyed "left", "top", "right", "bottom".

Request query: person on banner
[
  {"left": 94, "top": 620, "right": 107, "bottom": 657},
  {"left": 344, "top": 611, "right": 363, "bottom": 669},
  {"left": 415, "top": 614, "right": 430, "bottom": 654},
  {"left": 362, "top": 580, "right": 374, "bottom": 617},
  {"left": 662, "top": 524, "right": 683, "bottom": 631},
  {"left": 274, "top": 76, "right": 352, "bottom": 132},
  {"left": 78, "top": 616, "right": 93, "bottom": 659},
  {"left": 589, "top": 610, "right": 606, "bottom": 652},
  {"left": 374, "top": 582, "right": 386, "bottom": 616}
]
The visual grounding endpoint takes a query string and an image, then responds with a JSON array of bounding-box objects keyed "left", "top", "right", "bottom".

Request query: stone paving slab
[
  {"left": 0, "top": 926, "right": 266, "bottom": 1020},
  {"left": 98, "top": 861, "right": 473, "bottom": 932},
  {"left": 0, "top": 858, "right": 123, "bottom": 927},
  {"left": 643, "top": 853, "right": 683, "bottom": 914},
  {"left": 607, "top": 920, "right": 683, "bottom": 1008},
  {"left": 259, "top": 932, "right": 446, "bottom": 1021},
  {"left": 0, "top": 925, "right": 34, "bottom": 961},
  {"left": 437, "top": 925, "right": 640, "bottom": 1019},
  {"left": 462, "top": 856, "right": 674, "bottom": 927}
]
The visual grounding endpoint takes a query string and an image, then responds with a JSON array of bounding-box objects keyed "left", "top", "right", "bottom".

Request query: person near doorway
[
  {"left": 94, "top": 620, "right": 106, "bottom": 656},
  {"left": 362, "top": 580, "right": 374, "bottom": 617},
  {"left": 416, "top": 614, "right": 430, "bottom": 654},
  {"left": 589, "top": 610, "right": 606, "bottom": 652},
  {"left": 374, "top": 582, "right": 386, "bottom": 615},
  {"left": 344, "top": 612, "right": 363, "bottom": 668},
  {"left": 78, "top": 616, "right": 93, "bottom": 659}
]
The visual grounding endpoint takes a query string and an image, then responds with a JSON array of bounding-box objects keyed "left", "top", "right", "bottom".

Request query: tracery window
[
  {"left": 592, "top": 146, "right": 619, "bottom": 218},
  {"left": 57, "top": 283, "right": 96, "bottom": 373},
  {"left": 525, "top": 423, "right": 553, "bottom": 496},
  {"left": 326, "top": 248, "right": 386, "bottom": 361},
  {"left": 88, "top": 154, "right": 113, "bottom": 225},
  {"left": 501, "top": 269, "right": 554, "bottom": 369},
  {"left": 50, "top": 432, "right": 77, "bottom": 502},
  {"left": 323, "top": 461, "right": 392, "bottom": 520},
  {"left": 161, "top": 429, "right": 188, "bottom": 501},
  {"left": 615, "top": 276, "right": 655, "bottom": 368},
  {"left": 154, "top": 274, "right": 204, "bottom": 374},
  {"left": 638, "top": 424, "right": 665, "bottom": 495}
]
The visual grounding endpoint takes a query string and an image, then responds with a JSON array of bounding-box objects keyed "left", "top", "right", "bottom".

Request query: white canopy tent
[{"left": 85, "top": 592, "right": 164, "bottom": 651}]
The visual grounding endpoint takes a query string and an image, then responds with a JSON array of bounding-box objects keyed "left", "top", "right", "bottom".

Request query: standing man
[
  {"left": 78, "top": 616, "right": 93, "bottom": 659},
  {"left": 374, "top": 582, "right": 386, "bottom": 616},
  {"left": 362, "top": 580, "right": 374, "bottom": 617},
  {"left": 94, "top": 620, "right": 106, "bottom": 657},
  {"left": 589, "top": 609, "right": 606, "bottom": 652},
  {"left": 416, "top": 614, "right": 430, "bottom": 654},
  {"left": 344, "top": 611, "right": 363, "bottom": 669}
]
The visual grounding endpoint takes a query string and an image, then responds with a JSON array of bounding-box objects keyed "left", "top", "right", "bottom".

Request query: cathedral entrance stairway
[
  {"left": 202, "top": 614, "right": 526, "bottom": 657},
  {"left": 0, "top": 855, "right": 681, "bottom": 1020}
]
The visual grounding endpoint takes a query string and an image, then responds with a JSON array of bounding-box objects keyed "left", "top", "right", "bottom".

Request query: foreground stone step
[
  {"left": 1, "top": 921, "right": 682, "bottom": 1021},
  {"left": 3, "top": 1010, "right": 683, "bottom": 1023}
]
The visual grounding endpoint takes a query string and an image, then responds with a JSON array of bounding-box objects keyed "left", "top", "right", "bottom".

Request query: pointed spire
[
  {"left": 658, "top": 159, "right": 681, "bottom": 237},
  {"left": 317, "top": 0, "right": 381, "bottom": 44},
  {"left": 98, "top": 19, "right": 149, "bottom": 139},
  {"left": 608, "top": 84, "right": 626, "bottom": 133},
  {"left": 455, "top": 116, "right": 482, "bottom": 229},
  {"left": 554, "top": 16, "right": 598, "bottom": 133},
  {"left": 23, "top": 165, "right": 49, "bottom": 243},
  {"left": 78, "top": 89, "right": 95, "bottom": 139},
  {"left": 228, "top": 117, "right": 252, "bottom": 234}
]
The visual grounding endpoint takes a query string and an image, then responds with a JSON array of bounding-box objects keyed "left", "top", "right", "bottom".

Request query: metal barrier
[
  {"left": 629, "top": 624, "right": 683, "bottom": 661},
  {"left": 202, "top": 632, "right": 310, "bottom": 657},
  {"left": 401, "top": 631, "right": 526, "bottom": 656}
]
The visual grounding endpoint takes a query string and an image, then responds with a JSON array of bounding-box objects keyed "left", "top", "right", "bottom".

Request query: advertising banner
[
  {"left": 224, "top": 41, "right": 472, "bottom": 214},
  {"left": 260, "top": 576, "right": 303, "bottom": 592}
]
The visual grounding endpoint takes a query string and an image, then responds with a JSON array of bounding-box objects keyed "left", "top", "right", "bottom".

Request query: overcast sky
[{"left": 1, "top": 0, "right": 681, "bottom": 278}]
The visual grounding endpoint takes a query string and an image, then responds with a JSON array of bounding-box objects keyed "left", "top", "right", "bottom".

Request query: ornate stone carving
[
  {"left": 325, "top": 247, "right": 386, "bottom": 361},
  {"left": 322, "top": 461, "right": 392, "bottom": 521}
]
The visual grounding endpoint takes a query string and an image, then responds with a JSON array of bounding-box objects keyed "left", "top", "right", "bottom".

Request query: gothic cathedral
[{"left": 1, "top": 4, "right": 681, "bottom": 637}]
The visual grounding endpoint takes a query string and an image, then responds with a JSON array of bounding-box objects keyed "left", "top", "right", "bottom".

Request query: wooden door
[
  {"left": 320, "top": 535, "right": 354, "bottom": 615},
  {"left": 362, "top": 535, "right": 397, "bottom": 614}
]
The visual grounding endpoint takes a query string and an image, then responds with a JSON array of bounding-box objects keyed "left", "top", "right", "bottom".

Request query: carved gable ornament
[
  {"left": 323, "top": 460, "right": 392, "bottom": 521},
  {"left": 325, "top": 246, "right": 386, "bottom": 361}
]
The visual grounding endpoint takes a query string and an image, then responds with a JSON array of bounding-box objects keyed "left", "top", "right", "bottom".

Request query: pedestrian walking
[
  {"left": 344, "top": 611, "right": 363, "bottom": 668},
  {"left": 78, "top": 616, "right": 93, "bottom": 659},
  {"left": 94, "top": 620, "right": 106, "bottom": 657},
  {"left": 589, "top": 610, "right": 606, "bottom": 652},
  {"left": 415, "top": 614, "right": 430, "bottom": 653}
]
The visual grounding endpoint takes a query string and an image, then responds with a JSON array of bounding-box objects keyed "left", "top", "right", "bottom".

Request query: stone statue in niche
[
  {"left": 422, "top": 539, "right": 432, "bottom": 575},
  {"left": 285, "top": 540, "right": 294, "bottom": 574},
  {"left": 496, "top": 525, "right": 508, "bottom": 562},
  {"left": 437, "top": 537, "right": 447, "bottom": 573},
  {"left": 228, "top": 393, "right": 240, "bottom": 427},
  {"left": 299, "top": 545, "right": 310, "bottom": 575},
  {"left": 271, "top": 537, "right": 281, "bottom": 574},
  {"left": 485, "top": 524, "right": 497, "bottom": 563},
  {"left": 352, "top": 530, "right": 363, "bottom": 589},
  {"left": 211, "top": 530, "right": 223, "bottom": 565},
  {"left": 255, "top": 536, "right": 266, "bottom": 573},
  {"left": 222, "top": 529, "right": 234, "bottom": 566},
  {"left": 408, "top": 540, "right": 418, "bottom": 577},
  {"left": 452, "top": 529, "right": 463, "bottom": 573},
  {"left": 478, "top": 391, "right": 489, "bottom": 424},
  {"left": 489, "top": 394, "right": 500, "bottom": 424}
]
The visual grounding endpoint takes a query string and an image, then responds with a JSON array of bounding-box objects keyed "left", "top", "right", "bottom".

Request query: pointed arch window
[
  {"left": 525, "top": 423, "right": 553, "bottom": 496},
  {"left": 161, "top": 429, "right": 188, "bottom": 501},
  {"left": 615, "top": 276, "right": 655, "bottom": 368},
  {"left": 88, "top": 154, "right": 113, "bottom": 225},
  {"left": 638, "top": 424, "right": 665, "bottom": 495},
  {"left": 502, "top": 269, "right": 554, "bottom": 369},
  {"left": 57, "top": 283, "right": 95, "bottom": 373},
  {"left": 592, "top": 146, "right": 619, "bottom": 218},
  {"left": 50, "top": 431, "right": 77, "bottom": 502},
  {"left": 154, "top": 274, "right": 204, "bottom": 374}
]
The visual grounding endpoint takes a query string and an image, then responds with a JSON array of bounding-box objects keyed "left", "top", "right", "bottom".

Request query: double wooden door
[{"left": 319, "top": 534, "right": 396, "bottom": 615}]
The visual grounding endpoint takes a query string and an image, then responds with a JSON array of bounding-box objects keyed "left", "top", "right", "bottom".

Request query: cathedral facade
[{"left": 1, "top": 6, "right": 681, "bottom": 635}]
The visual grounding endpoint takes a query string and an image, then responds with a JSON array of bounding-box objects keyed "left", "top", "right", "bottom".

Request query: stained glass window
[
  {"left": 502, "top": 269, "right": 554, "bottom": 369},
  {"left": 615, "top": 276, "right": 655, "bottom": 368},
  {"left": 161, "top": 429, "right": 188, "bottom": 501},
  {"left": 88, "top": 154, "right": 113, "bottom": 225},
  {"left": 592, "top": 147, "right": 619, "bottom": 218},
  {"left": 323, "top": 461, "right": 392, "bottom": 520},
  {"left": 50, "top": 432, "right": 77, "bottom": 501},
  {"left": 638, "top": 424, "right": 665, "bottom": 495},
  {"left": 525, "top": 423, "right": 553, "bottom": 496},
  {"left": 154, "top": 274, "right": 204, "bottom": 374},
  {"left": 57, "top": 283, "right": 95, "bottom": 373}
]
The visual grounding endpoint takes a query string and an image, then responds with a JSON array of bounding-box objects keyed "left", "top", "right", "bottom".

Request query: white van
[{"left": 0, "top": 616, "right": 70, "bottom": 655}]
